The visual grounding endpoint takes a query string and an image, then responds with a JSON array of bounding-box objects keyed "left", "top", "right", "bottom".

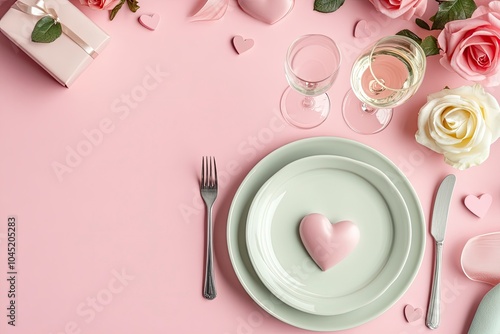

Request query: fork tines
[{"left": 201, "top": 156, "right": 218, "bottom": 189}]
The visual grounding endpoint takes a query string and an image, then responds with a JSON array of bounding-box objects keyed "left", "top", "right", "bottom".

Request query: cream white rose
[{"left": 415, "top": 84, "right": 500, "bottom": 170}]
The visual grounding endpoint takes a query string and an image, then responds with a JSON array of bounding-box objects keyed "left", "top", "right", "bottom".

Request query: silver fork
[{"left": 200, "top": 156, "right": 217, "bottom": 300}]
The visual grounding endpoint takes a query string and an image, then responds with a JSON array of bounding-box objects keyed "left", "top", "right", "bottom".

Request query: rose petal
[{"left": 191, "top": 0, "right": 229, "bottom": 21}]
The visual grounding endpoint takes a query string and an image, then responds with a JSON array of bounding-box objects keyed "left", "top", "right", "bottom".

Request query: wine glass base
[
  {"left": 342, "top": 89, "right": 393, "bottom": 134},
  {"left": 280, "top": 87, "right": 330, "bottom": 129}
]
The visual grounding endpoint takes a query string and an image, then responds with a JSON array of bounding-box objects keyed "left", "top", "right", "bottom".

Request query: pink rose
[
  {"left": 369, "top": 0, "right": 427, "bottom": 20},
  {"left": 79, "top": 0, "right": 121, "bottom": 10},
  {"left": 475, "top": 0, "right": 494, "bottom": 6},
  {"left": 438, "top": 2, "right": 500, "bottom": 87}
]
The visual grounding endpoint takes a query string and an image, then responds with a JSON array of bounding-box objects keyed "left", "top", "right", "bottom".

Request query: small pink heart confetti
[
  {"left": 354, "top": 20, "right": 371, "bottom": 38},
  {"left": 139, "top": 13, "right": 160, "bottom": 31},
  {"left": 404, "top": 304, "right": 423, "bottom": 323},
  {"left": 464, "top": 194, "right": 492, "bottom": 218},
  {"left": 232, "top": 35, "right": 254, "bottom": 54}
]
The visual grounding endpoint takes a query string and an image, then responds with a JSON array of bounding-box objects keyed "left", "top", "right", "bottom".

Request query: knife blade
[{"left": 426, "top": 174, "right": 456, "bottom": 330}]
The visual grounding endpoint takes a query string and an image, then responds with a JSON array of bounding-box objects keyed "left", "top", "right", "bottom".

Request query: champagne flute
[
  {"left": 342, "top": 35, "right": 426, "bottom": 134},
  {"left": 281, "top": 34, "right": 341, "bottom": 129}
]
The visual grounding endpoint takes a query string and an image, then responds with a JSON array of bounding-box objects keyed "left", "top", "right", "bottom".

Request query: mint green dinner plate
[
  {"left": 227, "top": 137, "right": 425, "bottom": 331},
  {"left": 246, "top": 155, "right": 411, "bottom": 316}
]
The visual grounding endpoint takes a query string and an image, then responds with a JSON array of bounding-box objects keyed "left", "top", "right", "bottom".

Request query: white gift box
[{"left": 0, "top": 0, "right": 110, "bottom": 87}]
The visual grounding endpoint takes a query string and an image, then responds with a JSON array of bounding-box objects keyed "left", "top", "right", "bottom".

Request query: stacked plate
[{"left": 227, "top": 137, "right": 425, "bottom": 331}]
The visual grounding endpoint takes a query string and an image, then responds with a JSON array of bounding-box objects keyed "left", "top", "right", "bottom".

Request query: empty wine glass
[
  {"left": 342, "top": 35, "right": 426, "bottom": 134},
  {"left": 281, "top": 34, "right": 341, "bottom": 129}
]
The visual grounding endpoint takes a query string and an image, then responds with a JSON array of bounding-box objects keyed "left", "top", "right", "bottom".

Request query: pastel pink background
[{"left": 1, "top": 0, "right": 500, "bottom": 333}]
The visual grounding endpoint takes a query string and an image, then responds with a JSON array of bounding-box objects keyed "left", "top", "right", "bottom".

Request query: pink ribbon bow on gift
[{"left": 13, "top": 0, "right": 98, "bottom": 58}]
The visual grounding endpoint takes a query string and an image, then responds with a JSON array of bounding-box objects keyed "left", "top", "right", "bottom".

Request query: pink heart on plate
[
  {"left": 404, "top": 304, "right": 423, "bottom": 323},
  {"left": 464, "top": 193, "right": 492, "bottom": 218},
  {"left": 299, "top": 213, "right": 360, "bottom": 271},
  {"left": 237, "top": 0, "right": 294, "bottom": 25},
  {"left": 354, "top": 20, "right": 371, "bottom": 38},
  {"left": 232, "top": 35, "right": 254, "bottom": 54},
  {"left": 139, "top": 13, "right": 160, "bottom": 31}
]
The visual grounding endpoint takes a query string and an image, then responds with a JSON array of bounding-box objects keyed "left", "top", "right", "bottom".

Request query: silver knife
[{"left": 426, "top": 174, "right": 456, "bottom": 329}]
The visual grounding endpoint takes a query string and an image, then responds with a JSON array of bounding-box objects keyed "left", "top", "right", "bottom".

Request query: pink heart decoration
[
  {"left": 354, "top": 20, "right": 371, "bottom": 38},
  {"left": 464, "top": 194, "right": 492, "bottom": 218},
  {"left": 237, "top": 0, "right": 294, "bottom": 25},
  {"left": 139, "top": 13, "right": 160, "bottom": 31},
  {"left": 404, "top": 304, "right": 423, "bottom": 323},
  {"left": 299, "top": 213, "right": 360, "bottom": 271},
  {"left": 232, "top": 35, "right": 254, "bottom": 54}
]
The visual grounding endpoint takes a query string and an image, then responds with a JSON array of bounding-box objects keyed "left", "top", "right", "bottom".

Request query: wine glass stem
[
  {"left": 361, "top": 103, "right": 377, "bottom": 115},
  {"left": 302, "top": 96, "right": 315, "bottom": 109}
]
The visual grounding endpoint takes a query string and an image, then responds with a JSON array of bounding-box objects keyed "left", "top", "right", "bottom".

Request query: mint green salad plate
[
  {"left": 246, "top": 155, "right": 411, "bottom": 316},
  {"left": 227, "top": 137, "right": 425, "bottom": 331}
]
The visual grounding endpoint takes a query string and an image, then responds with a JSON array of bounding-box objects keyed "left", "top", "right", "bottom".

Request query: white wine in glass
[{"left": 342, "top": 35, "right": 426, "bottom": 134}]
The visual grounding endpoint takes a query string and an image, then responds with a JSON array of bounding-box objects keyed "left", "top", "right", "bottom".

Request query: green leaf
[
  {"left": 31, "top": 16, "right": 62, "bottom": 43},
  {"left": 415, "top": 18, "right": 430, "bottom": 30},
  {"left": 313, "top": 0, "right": 345, "bottom": 13},
  {"left": 421, "top": 35, "right": 440, "bottom": 56},
  {"left": 127, "top": 0, "right": 140, "bottom": 12},
  {"left": 109, "top": 0, "right": 125, "bottom": 20},
  {"left": 396, "top": 29, "right": 422, "bottom": 45},
  {"left": 431, "top": 0, "right": 477, "bottom": 30}
]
